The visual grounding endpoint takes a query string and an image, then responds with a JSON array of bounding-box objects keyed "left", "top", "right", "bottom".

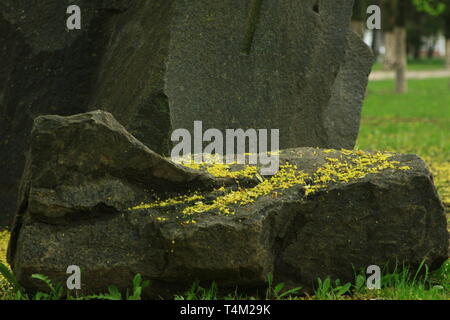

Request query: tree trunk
[
  {"left": 384, "top": 31, "right": 397, "bottom": 70},
  {"left": 446, "top": 38, "right": 450, "bottom": 70},
  {"left": 427, "top": 38, "right": 436, "bottom": 59},
  {"left": 395, "top": 26, "right": 407, "bottom": 93}
]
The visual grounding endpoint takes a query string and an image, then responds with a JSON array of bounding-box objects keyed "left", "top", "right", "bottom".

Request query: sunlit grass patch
[
  {"left": 372, "top": 58, "right": 446, "bottom": 72},
  {"left": 363, "top": 77, "right": 450, "bottom": 120},
  {"left": 0, "top": 231, "right": 8, "bottom": 266},
  {"left": 173, "top": 261, "right": 449, "bottom": 300},
  {"left": 0, "top": 230, "right": 12, "bottom": 300}
]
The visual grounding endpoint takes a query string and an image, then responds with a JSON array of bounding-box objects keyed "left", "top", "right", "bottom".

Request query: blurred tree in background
[
  {"left": 442, "top": 0, "right": 450, "bottom": 68},
  {"left": 352, "top": 0, "right": 449, "bottom": 93}
]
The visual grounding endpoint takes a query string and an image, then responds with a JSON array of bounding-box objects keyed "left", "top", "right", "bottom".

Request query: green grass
[
  {"left": 0, "top": 231, "right": 12, "bottom": 300},
  {"left": 173, "top": 262, "right": 449, "bottom": 300},
  {"left": 357, "top": 77, "right": 450, "bottom": 161},
  {"left": 372, "top": 58, "right": 447, "bottom": 71},
  {"left": 1, "top": 258, "right": 448, "bottom": 300},
  {"left": 361, "top": 78, "right": 450, "bottom": 118},
  {"left": 0, "top": 262, "right": 150, "bottom": 300}
]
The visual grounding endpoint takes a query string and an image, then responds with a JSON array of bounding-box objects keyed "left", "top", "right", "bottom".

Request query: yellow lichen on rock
[
  {"left": 182, "top": 164, "right": 309, "bottom": 215},
  {"left": 0, "top": 230, "right": 11, "bottom": 299},
  {"left": 425, "top": 158, "right": 450, "bottom": 212},
  {"left": 129, "top": 193, "right": 205, "bottom": 211},
  {"left": 175, "top": 154, "right": 259, "bottom": 179},
  {"left": 0, "top": 230, "right": 8, "bottom": 266},
  {"left": 205, "top": 163, "right": 258, "bottom": 179},
  {"left": 130, "top": 150, "right": 412, "bottom": 217},
  {"left": 304, "top": 151, "right": 406, "bottom": 196}
]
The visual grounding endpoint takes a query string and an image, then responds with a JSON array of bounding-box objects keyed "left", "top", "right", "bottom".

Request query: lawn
[
  {"left": 0, "top": 77, "right": 449, "bottom": 300},
  {"left": 372, "top": 58, "right": 447, "bottom": 72}
]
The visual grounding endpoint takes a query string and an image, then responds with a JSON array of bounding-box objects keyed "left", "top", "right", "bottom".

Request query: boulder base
[{"left": 8, "top": 111, "right": 448, "bottom": 297}]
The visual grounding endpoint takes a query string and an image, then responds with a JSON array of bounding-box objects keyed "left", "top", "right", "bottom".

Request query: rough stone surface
[
  {"left": 10, "top": 111, "right": 224, "bottom": 224},
  {"left": 0, "top": 0, "right": 373, "bottom": 227},
  {"left": 8, "top": 111, "right": 448, "bottom": 297},
  {"left": 324, "top": 32, "right": 373, "bottom": 147},
  {"left": 167, "top": 0, "right": 373, "bottom": 150},
  {"left": 0, "top": 0, "right": 173, "bottom": 227}
]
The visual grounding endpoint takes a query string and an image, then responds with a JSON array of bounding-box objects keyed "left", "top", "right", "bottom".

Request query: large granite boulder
[
  {"left": 0, "top": 0, "right": 373, "bottom": 227},
  {"left": 8, "top": 111, "right": 448, "bottom": 297},
  {"left": 166, "top": 0, "right": 373, "bottom": 150}
]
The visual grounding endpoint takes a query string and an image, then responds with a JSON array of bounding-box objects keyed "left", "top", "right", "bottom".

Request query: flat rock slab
[{"left": 8, "top": 111, "right": 448, "bottom": 297}]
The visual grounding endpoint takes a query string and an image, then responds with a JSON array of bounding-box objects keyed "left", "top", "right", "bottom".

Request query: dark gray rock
[
  {"left": 0, "top": 0, "right": 373, "bottom": 228},
  {"left": 0, "top": 0, "right": 172, "bottom": 227},
  {"left": 167, "top": 0, "right": 374, "bottom": 150},
  {"left": 8, "top": 112, "right": 448, "bottom": 298},
  {"left": 324, "top": 32, "right": 373, "bottom": 148},
  {"left": 11, "top": 110, "right": 223, "bottom": 223}
]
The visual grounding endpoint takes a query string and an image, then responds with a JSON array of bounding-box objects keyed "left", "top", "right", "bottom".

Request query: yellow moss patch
[
  {"left": 304, "top": 151, "right": 403, "bottom": 196},
  {"left": 180, "top": 219, "right": 198, "bottom": 225},
  {"left": 0, "top": 230, "right": 11, "bottom": 299},
  {"left": 206, "top": 163, "right": 258, "bottom": 179},
  {"left": 182, "top": 164, "right": 309, "bottom": 215},
  {"left": 0, "top": 231, "right": 9, "bottom": 266},
  {"left": 425, "top": 158, "right": 450, "bottom": 217},
  {"left": 131, "top": 150, "right": 411, "bottom": 217},
  {"left": 178, "top": 158, "right": 259, "bottom": 179},
  {"left": 129, "top": 193, "right": 205, "bottom": 211}
]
